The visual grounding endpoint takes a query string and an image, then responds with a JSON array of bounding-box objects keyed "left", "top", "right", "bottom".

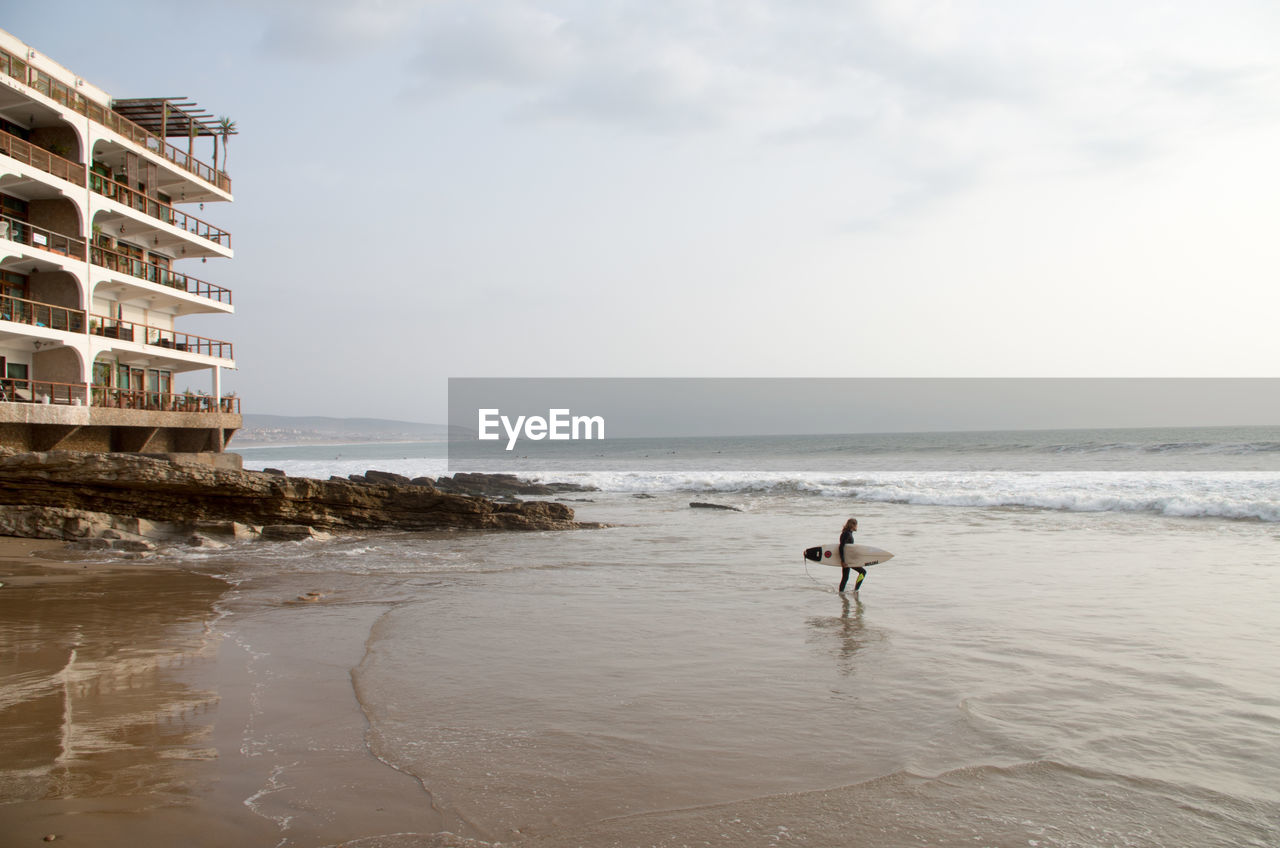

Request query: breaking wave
[{"left": 544, "top": 470, "right": 1280, "bottom": 523}]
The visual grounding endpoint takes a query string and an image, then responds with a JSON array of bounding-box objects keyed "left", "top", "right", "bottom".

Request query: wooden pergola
[{"left": 110, "top": 97, "right": 237, "bottom": 171}]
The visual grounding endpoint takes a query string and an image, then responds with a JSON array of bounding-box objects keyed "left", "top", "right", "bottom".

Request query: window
[
  {"left": 145, "top": 368, "right": 172, "bottom": 408},
  {"left": 147, "top": 251, "right": 171, "bottom": 286},
  {"left": 4, "top": 361, "right": 30, "bottom": 396},
  {"left": 147, "top": 368, "right": 172, "bottom": 393},
  {"left": 0, "top": 117, "right": 29, "bottom": 140},
  {"left": 117, "top": 240, "right": 144, "bottom": 280},
  {"left": 1, "top": 270, "right": 28, "bottom": 300},
  {"left": 0, "top": 195, "right": 28, "bottom": 245},
  {"left": 0, "top": 193, "right": 28, "bottom": 220},
  {"left": 90, "top": 162, "right": 113, "bottom": 193}
]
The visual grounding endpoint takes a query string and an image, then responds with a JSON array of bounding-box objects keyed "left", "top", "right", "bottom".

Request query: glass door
[
  {"left": 118, "top": 240, "right": 144, "bottom": 281},
  {"left": 146, "top": 368, "right": 172, "bottom": 409},
  {"left": 93, "top": 360, "right": 112, "bottom": 406},
  {"left": 147, "top": 251, "right": 171, "bottom": 288}
]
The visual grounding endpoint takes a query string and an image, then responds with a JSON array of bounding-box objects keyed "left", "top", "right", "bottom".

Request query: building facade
[{"left": 0, "top": 29, "right": 239, "bottom": 453}]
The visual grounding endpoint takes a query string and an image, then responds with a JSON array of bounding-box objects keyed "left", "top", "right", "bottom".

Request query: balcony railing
[
  {"left": 91, "top": 314, "right": 233, "bottom": 360},
  {"left": 0, "top": 219, "right": 231, "bottom": 306},
  {"left": 93, "top": 386, "right": 239, "bottom": 414},
  {"left": 0, "top": 379, "right": 239, "bottom": 413},
  {"left": 1, "top": 46, "right": 231, "bottom": 193},
  {"left": 0, "top": 378, "right": 88, "bottom": 405},
  {"left": 1, "top": 293, "right": 87, "bottom": 332},
  {"left": 0, "top": 214, "right": 87, "bottom": 259},
  {"left": 90, "top": 172, "right": 231, "bottom": 247},
  {"left": 0, "top": 127, "right": 86, "bottom": 186},
  {"left": 90, "top": 244, "right": 232, "bottom": 305}
]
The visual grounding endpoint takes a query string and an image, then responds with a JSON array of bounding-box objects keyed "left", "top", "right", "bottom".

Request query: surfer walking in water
[{"left": 839, "top": 517, "right": 866, "bottom": 593}]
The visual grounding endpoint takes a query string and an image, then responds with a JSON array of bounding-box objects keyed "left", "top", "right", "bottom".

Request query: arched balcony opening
[
  {"left": 1, "top": 253, "right": 87, "bottom": 338},
  {"left": 0, "top": 310, "right": 88, "bottom": 406},
  {"left": 23, "top": 194, "right": 82, "bottom": 244},
  {"left": 0, "top": 173, "right": 86, "bottom": 254},
  {"left": 0, "top": 106, "right": 86, "bottom": 187},
  {"left": 28, "top": 123, "right": 82, "bottom": 165}
]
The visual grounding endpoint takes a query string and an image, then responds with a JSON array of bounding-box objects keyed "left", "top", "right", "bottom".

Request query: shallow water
[{"left": 175, "top": 491, "right": 1279, "bottom": 846}]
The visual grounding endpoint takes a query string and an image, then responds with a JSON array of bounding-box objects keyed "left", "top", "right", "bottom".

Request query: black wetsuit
[{"left": 838, "top": 527, "right": 867, "bottom": 592}]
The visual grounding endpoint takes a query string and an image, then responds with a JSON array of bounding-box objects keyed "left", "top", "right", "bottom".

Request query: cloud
[
  {"left": 412, "top": 2, "right": 574, "bottom": 88},
  {"left": 254, "top": 0, "right": 1280, "bottom": 146},
  {"left": 403, "top": 1, "right": 767, "bottom": 131},
  {"left": 397, "top": 0, "right": 1049, "bottom": 148},
  {"left": 842, "top": 163, "right": 982, "bottom": 232},
  {"left": 255, "top": 0, "right": 1280, "bottom": 222},
  {"left": 255, "top": 0, "right": 427, "bottom": 60}
]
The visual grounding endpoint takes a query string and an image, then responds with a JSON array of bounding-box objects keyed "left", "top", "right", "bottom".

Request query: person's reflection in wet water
[{"left": 806, "top": 592, "right": 880, "bottom": 678}]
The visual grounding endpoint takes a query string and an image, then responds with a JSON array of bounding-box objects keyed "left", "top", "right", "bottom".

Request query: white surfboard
[{"left": 803, "top": 543, "right": 894, "bottom": 568}]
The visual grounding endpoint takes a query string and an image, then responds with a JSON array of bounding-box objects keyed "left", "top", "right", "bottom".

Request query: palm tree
[{"left": 216, "top": 117, "right": 237, "bottom": 171}]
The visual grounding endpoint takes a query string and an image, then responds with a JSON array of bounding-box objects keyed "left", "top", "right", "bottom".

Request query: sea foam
[{"left": 549, "top": 470, "right": 1280, "bottom": 522}]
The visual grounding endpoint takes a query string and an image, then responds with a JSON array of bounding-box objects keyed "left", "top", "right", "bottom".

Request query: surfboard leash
[{"left": 802, "top": 554, "right": 825, "bottom": 587}]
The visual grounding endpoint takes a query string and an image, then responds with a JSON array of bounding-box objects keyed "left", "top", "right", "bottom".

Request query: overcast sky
[{"left": 9, "top": 1, "right": 1280, "bottom": 424}]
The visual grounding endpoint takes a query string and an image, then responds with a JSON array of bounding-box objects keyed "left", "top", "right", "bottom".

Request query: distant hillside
[{"left": 235, "top": 414, "right": 453, "bottom": 445}]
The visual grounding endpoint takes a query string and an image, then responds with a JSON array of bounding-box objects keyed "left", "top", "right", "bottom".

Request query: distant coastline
[
  {"left": 234, "top": 436, "right": 449, "bottom": 448},
  {"left": 232, "top": 413, "right": 454, "bottom": 447}
]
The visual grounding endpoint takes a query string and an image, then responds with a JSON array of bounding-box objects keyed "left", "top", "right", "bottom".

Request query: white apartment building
[{"left": 0, "top": 28, "right": 239, "bottom": 453}]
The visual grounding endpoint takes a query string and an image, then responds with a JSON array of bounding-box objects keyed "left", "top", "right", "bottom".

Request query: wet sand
[
  {"left": 4, "top": 501, "right": 1277, "bottom": 848},
  {"left": 0, "top": 538, "right": 447, "bottom": 848}
]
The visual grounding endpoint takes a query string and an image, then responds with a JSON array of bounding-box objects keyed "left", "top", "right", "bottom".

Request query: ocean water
[{"left": 192, "top": 427, "right": 1279, "bottom": 844}]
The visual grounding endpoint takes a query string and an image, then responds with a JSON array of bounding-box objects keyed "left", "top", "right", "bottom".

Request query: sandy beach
[
  {"left": 0, "top": 538, "right": 451, "bottom": 848},
  {"left": 2, "top": 477, "right": 1276, "bottom": 848},
  {"left": 3, "top": 424, "right": 1279, "bottom": 848}
]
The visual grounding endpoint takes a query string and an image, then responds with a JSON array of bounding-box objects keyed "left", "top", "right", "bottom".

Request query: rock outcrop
[
  {"left": 0, "top": 504, "right": 164, "bottom": 551},
  {"left": 407, "top": 472, "right": 595, "bottom": 498},
  {"left": 292, "top": 470, "right": 594, "bottom": 498},
  {"left": 0, "top": 450, "right": 587, "bottom": 543}
]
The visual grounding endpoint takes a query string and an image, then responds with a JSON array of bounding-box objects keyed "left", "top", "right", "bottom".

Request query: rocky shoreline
[{"left": 0, "top": 450, "right": 598, "bottom": 553}]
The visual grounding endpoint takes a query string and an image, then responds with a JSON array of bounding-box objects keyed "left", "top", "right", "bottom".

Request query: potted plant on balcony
[{"left": 219, "top": 391, "right": 237, "bottom": 413}]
